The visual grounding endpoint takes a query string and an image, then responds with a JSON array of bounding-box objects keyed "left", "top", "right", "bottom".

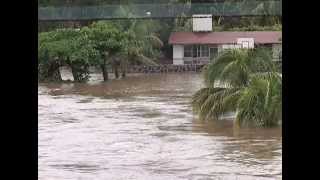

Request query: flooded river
[{"left": 38, "top": 71, "right": 282, "bottom": 180}]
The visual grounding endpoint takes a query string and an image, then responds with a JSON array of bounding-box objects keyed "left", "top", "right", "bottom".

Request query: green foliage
[
  {"left": 112, "top": 4, "right": 164, "bottom": 64},
  {"left": 38, "top": 18, "right": 163, "bottom": 81},
  {"left": 38, "top": 28, "right": 98, "bottom": 82},
  {"left": 205, "top": 48, "right": 275, "bottom": 87},
  {"left": 123, "top": 20, "right": 163, "bottom": 65},
  {"left": 83, "top": 21, "right": 125, "bottom": 70},
  {"left": 38, "top": 30, "right": 72, "bottom": 81},
  {"left": 236, "top": 72, "right": 282, "bottom": 127},
  {"left": 87, "top": 21, "right": 124, "bottom": 54},
  {"left": 219, "top": 24, "right": 282, "bottom": 32},
  {"left": 192, "top": 48, "right": 282, "bottom": 128},
  {"left": 173, "top": 13, "right": 193, "bottom": 32}
]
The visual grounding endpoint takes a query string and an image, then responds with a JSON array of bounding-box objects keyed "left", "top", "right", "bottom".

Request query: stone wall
[{"left": 126, "top": 64, "right": 205, "bottom": 73}]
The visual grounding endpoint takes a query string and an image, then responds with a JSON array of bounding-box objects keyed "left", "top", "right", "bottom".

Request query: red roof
[{"left": 169, "top": 31, "right": 282, "bottom": 45}]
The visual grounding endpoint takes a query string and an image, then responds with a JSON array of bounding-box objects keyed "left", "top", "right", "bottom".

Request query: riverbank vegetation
[
  {"left": 192, "top": 48, "right": 282, "bottom": 127},
  {"left": 38, "top": 20, "right": 163, "bottom": 82}
]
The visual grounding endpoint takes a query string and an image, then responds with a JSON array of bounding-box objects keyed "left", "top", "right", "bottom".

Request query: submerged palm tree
[
  {"left": 236, "top": 72, "right": 282, "bottom": 127},
  {"left": 192, "top": 48, "right": 281, "bottom": 127},
  {"left": 204, "top": 48, "right": 276, "bottom": 87}
]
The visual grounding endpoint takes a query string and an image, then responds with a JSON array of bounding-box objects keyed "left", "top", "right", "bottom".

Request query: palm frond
[
  {"left": 193, "top": 48, "right": 281, "bottom": 128},
  {"left": 145, "top": 34, "right": 164, "bottom": 48},
  {"left": 136, "top": 54, "right": 158, "bottom": 66}
]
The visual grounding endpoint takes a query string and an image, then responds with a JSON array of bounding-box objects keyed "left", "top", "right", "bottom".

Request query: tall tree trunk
[
  {"left": 111, "top": 56, "right": 120, "bottom": 79},
  {"left": 45, "top": 60, "right": 62, "bottom": 82},
  {"left": 114, "top": 65, "right": 119, "bottom": 79},
  {"left": 70, "top": 63, "right": 90, "bottom": 82},
  {"left": 67, "top": 57, "right": 81, "bottom": 82},
  {"left": 121, "top": 59, "right": 127, "bottom": 78},
  {"left": 121, "top": 69, "right": 126, "bottom": 78},
  {"left": 71, "top": 65, "right": 80, "bottom": 82},
  {"left": 101, "top": 61, "right": 108, "bottom": 82},
  {"left": 51, "top": 68, "right": 62, "bottom": 82}
]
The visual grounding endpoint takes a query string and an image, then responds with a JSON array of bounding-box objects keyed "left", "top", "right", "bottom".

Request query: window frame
[
  {"left": 200, "top": 45, "right": 209, "bottom": 57},
  {"left": 210, "top": 47, "right": 218, "bottom": 59},
  {"left": 184, "top": 45, "right": 193, "bottom": 57},
  {"left": 183, "top": 44, "right": 210, "bottom": 58}
]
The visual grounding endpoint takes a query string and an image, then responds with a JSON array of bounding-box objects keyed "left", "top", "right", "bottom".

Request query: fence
[{"left": 117, "top": 64, "right": 205, "bottom": 73}]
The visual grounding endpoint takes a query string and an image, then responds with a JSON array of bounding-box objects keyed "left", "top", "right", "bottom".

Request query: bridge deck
[{"left": 39, "top": 1, "right": 281, "bottom": 21}]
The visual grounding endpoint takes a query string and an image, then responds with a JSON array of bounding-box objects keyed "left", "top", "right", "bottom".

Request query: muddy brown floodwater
[{"left": 38, "top": 71, "right": 282, "bottom": 180}]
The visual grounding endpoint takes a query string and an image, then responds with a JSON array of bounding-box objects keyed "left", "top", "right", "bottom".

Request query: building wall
[
  {"left": 173, "top": 45, "right": 184, "bottom": 65},
  {"left": 172, "top": 43, "right": 282, "bottom": 65}
]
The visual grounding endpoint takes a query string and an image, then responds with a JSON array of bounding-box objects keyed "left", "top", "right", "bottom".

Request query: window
[
  {"left": 184, "top": 45, "right": 192, "bottom": 57},
  {"left": 201, "top": 45, "right": 209, "bottom": 57},
  {"left": 193, "top": 45, "right": 199, "bottom": 57},
  {"left": 184, "top": 45, "right": 209, "bottom": 58},
  {"left": 210, "top": 47, "right": 218, "bottom": 59}
]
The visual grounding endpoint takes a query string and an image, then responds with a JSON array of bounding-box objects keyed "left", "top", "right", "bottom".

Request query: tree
[
  {"left": 118, "top": 19, "right": 163, "bottom": 78},
  {"left": 111, "top": 5, "right": 164, "bottom": 78},
  {"left": 204, "top": 48, "right": 276, "bottom": 87},
  {"left": 192, "top": 48, "right": 281, "bottom": 127},
  {"left": 38, "top": 28, "right": 96, "bottom": 82},
  {"left": 38, "top": 30, "right": 70, "bottom": 82},
  {"left": 236, "top": 72, "right": 282, "bottom": 127},
  {"left": 85, "top": 21, "right": 125, "bottom": 81},
  {"left": 38, "top": 19, "right": 162, "bottom": 82},
  {"left": 66, "top": 29, "right": 99, "bottom": 82}
]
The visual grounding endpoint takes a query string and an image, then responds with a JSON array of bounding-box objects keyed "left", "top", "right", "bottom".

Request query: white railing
[{"left": 184, "top": 57, "right": 210, "bottom": 65}]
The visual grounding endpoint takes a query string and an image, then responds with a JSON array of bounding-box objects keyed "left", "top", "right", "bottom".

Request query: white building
[{"left": 169, "top": 15, "right": 282, "bottom": 65}]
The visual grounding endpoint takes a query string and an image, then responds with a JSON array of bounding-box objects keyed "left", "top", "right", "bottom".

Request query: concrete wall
[{"left": 173, "top": 45, "right": 184, "bottom": 65}]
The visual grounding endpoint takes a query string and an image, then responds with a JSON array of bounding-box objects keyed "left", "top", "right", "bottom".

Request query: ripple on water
[{"left": 39, "top": 73, "right": 281, "bottom": 180}]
